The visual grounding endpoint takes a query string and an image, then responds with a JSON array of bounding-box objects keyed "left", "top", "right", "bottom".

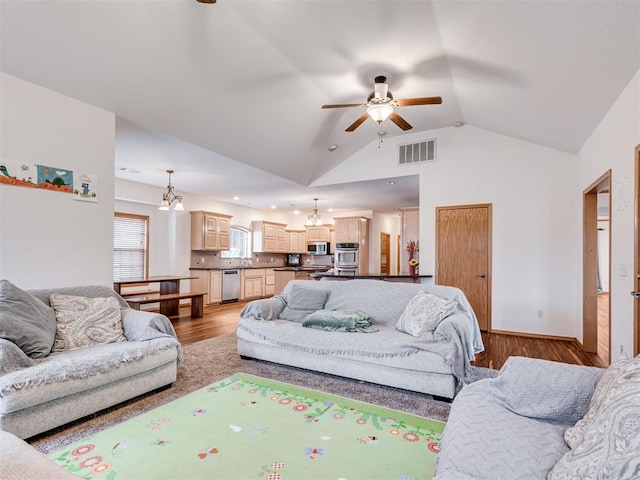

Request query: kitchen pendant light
[
  {"left": 306, "top": 198, "right": 323, "bottom": 226},
  {"left": 159, "top": 170, "right": 184, "bottom": 211}
]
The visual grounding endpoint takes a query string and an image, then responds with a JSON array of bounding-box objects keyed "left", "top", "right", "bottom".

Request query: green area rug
[{"left": 48, "top": 373, "right": 445, "bottom": 479}]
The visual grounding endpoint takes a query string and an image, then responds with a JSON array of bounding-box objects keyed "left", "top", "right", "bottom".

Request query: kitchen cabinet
[
  {"left": 306, "top": 225, "right": 331, "bottom": 242},
  {"left": 241, "top": 268, "right": 266, "bottom": 300},
  {"left": 334, "top": 217, "right": 370, "bottom": 275},
  {"left": 265, "top": 268, "right": 275, "bottom": 296},
  {"left": 334, "top": 217, "right": 368, "bottom": 243},
  {"left": 190, "top": 211, "right": 232, "bottom": 251},
  {"left": 252, "top": 221, "right": 287, "bottom": 253},
  {"left": 189, "top": 269, "right": 222, "bottom": 304},
  {"left": 286, "top": 230, "right": 307, "bottom": 253}
]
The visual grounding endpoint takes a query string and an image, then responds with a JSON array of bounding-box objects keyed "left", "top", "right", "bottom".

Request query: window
[
  {"left": 113, "top": 213, "right": 149, "bottom": 281},
  {"left": 221, "top": 226, "right": 251, "bottom": 259}
]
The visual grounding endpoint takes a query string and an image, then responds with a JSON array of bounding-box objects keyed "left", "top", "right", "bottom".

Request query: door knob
[
  {"left": 479, "top": 274, "right": 487, "bottom": 278},
  {"left": 631, "top": 291, "right": 640, "bottom": 297}
]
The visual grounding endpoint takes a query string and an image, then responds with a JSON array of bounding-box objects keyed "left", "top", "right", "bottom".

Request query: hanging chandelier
[
  {"left": 158, "top": 169, "right": 184, "bottom": 211},
  {"left": 306, "top": 198, "right": 323, "bottom": 226}
]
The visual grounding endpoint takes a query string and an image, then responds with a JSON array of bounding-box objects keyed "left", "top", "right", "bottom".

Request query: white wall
[
  {"left": 578, "top": 68, "right": 640, "bottom": 356},
  {"left": 316, "top": 125, "right": 580, "bottom": 338},
  {"left": 0, "top": 73, "right": 115, "bottom": 289}
]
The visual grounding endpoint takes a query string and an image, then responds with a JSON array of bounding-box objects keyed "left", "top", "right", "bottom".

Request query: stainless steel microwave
[{"left": 307, "top": 241, "right": 330, "bottom": 255}]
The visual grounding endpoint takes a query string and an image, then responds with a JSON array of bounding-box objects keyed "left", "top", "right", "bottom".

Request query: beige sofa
[{"left": 0, "top": 283, "right": 181, "bottom": 439}]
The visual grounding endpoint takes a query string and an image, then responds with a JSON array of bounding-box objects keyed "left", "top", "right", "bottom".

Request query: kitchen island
[
  {"left": 308, "top": 272, "right": 433, "bottom": 284},
  {"left": 273, "top": 266, "right": 332, "bottom": 294}
]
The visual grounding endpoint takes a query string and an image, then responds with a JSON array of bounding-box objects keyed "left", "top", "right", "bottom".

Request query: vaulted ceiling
[{"left": 2, "top": 0, "right": 639, "bottom": 214}]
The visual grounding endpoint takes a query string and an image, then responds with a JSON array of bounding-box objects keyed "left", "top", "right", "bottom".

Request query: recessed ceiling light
[
  {"left": 452, "top": 121, "right": 465, "bottom": 127},
  {"left": 328, "top": 208, "right": 334, "bottom": 212},
  {"left": 233, "top": 196, "right": 240, "bottom": 200},
  {"left": 270, "top": 205, "right": 276, "bottom": 209},
  {"left": 294, "top": 210, "right": 300, "bottom": 215},
  {"left": 328, "top": 145, "right": 338, "bottom": 151},
  {"left": 387, "top": 181, "right": 395, "bottom": 185}
]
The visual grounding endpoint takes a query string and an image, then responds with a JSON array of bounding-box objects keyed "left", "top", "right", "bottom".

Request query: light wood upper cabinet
[
  {"left": 252, "top": 221, "right": 288, "bottom": 253},
  {"left": 191, "top": 211, "right": 233, "bottom": 251},
  {"left": 335, "top": 217, "right": 366, "bottom": 243},
  {"left": 286, "top": 230, "right": 307, "bottom": 253},
  {"left": 306, "top": 225, "right": 331, "bottom": 242}
]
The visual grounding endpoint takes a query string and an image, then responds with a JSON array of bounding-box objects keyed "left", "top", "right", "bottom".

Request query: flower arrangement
[
  {"left": 406, "top": 240, "right": 420, "bottom": 275},
  {"left": 406, "top": 240, "right": 419, "bottom": 259}
]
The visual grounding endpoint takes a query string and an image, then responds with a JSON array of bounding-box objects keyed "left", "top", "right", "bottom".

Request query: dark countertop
[
  {"left": 308, "top": 272, "right": 432, "bottom": 279},
  {"left": 273, "top": 266, "right": 332, "bottom": 272},
  {"left": 189, "top": 266, "right": 279, "bottom": 271}
]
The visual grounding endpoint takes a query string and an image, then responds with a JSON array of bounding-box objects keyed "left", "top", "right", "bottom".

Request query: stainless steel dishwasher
[{"left": 221, "top": 269, "right": 240, "bottom": 303}]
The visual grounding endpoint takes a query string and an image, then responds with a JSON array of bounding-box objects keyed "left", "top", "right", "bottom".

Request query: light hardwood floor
[{"left": 168, "top": 301, "right": 604, "bottom": 371}]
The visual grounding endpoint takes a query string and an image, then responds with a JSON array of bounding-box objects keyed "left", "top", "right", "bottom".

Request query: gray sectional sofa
[
  {"left": 434, "top": 355, "right": 640, "bottom": 479},
  {"left": 237, "top": 279, "right": 484, "bottom": 399},
  {"left": 0, "top": 283, "right": 181, "bottom": 439}
]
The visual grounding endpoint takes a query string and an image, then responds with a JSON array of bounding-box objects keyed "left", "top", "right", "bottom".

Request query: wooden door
[
  {"left": 436, "top": 204, "right": 492, "bottom": 331},
  {"left": 380, "top": 233, "right": 390, "bottom": 274}
]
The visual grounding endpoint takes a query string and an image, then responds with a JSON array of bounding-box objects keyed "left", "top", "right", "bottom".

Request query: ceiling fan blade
[
  {"left": 322, "top": 103, "right": 365, "bottom": 109},
  {"left": 389, "top": 112, "right": 412, "bottom": 131},
  {"left": 394, "top": 96, "right": 442, "bottom": 107},
  {"left": 196, "top": 0, "right": 217, "bottom": 3},
  {"left": 345, "top": 112, "right": 370, "bottom": 132}
]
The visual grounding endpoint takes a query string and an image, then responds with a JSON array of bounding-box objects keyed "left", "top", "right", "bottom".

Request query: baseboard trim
[{"left": 490, "top": 329, "right": 579, "bottom": 343}]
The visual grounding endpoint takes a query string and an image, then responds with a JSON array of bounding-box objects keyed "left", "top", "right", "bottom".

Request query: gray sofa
[
  {"left": 237, "top": 279, "right": 484, "bottom": 399},
  {"left": 0, "top": 284, "right": 181, "bottom": 439},
  {"left": 434, "top": 355, "right": 640, "bottom": 479}
]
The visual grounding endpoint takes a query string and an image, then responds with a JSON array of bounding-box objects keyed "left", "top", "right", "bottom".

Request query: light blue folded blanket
[{"left": 302, "top": 309, "right": 379, "bottom": 333}]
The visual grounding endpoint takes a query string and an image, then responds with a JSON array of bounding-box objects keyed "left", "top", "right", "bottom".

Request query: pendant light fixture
[
  {"left": 159, "top": 170, "right": 184, "bottom": 211},
  {"left": 306, "top": 198, "right": 323, "bottom": 226}
]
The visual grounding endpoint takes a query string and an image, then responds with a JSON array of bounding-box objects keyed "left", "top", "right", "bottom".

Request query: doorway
[
  {"left": 396, "top": 235, "right": 401, "bottom": 274},
  {"left": 634, "top": 145, "right": 640, "bottom": 356},
  {"left": 380, "top": 232, "right": 390, "bottom": 274},
  {"left": 583, "top": 170, "right": 611, "bottom": 365},
  {"left": 435, "top": 204, "right": 492, "bottom": 331}
]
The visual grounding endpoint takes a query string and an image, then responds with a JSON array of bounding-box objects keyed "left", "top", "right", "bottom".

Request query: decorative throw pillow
[
  {"left": 549, "top": 356, "right": 640, "bottom": 479},
  {"left": 564, "top": 354, "right": 634, "bottom": 449},
  {"left": 279, "top": 285, "right": 330, "bottom": 323},
  {"left": 0, "top": 279, "right": 56, "bottom": 358},
  {"left": 50, "top": 294, "right": 126, "bottom": 352},
  {"left": 395, "top": 291, "right": 457, "bottom": 336}
]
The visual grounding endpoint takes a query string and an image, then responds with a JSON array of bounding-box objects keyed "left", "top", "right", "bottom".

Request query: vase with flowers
[{"left": 406, "top": 240, "right": 420, "bottom": 276}]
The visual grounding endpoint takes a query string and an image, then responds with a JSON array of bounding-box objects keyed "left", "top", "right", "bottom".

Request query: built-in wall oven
[{"left": 335, "top": 242, "right": 359, "bottom": 275}]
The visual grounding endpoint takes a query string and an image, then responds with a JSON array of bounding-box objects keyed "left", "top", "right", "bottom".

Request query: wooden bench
[{"left": 125, "top": 291, "right": 205, "bottom": 318}]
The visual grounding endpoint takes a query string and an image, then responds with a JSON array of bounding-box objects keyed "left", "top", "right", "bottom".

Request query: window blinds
[{"left": 113, "top": 213, "right": 148, "bottom": 281}]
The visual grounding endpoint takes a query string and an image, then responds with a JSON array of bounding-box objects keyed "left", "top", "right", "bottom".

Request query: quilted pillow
[
  {"left": 279, "top": 285, "right": 330, "bottom": 323},
  {"left": 395, "top": 291, "right": 457, "bottom": 336},
  {"left": 549, "top": 355, "right": 640, "bottom": 479},
  {"left": 50, "top": 294, "right": 126, "bottom": 352},
  {"left": 0, "top": 279, "right": 56, "bottom": 358},
  {"left": 564, "top": 354, "right": 634, "bottom": 448}
]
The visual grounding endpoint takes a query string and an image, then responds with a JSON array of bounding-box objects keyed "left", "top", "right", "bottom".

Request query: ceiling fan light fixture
[
  {"left": 373, "top": 79, "right": 389, "bottom": 101},
  {"left": 367, "top": 103, "right": 394, "bottom": 123}
]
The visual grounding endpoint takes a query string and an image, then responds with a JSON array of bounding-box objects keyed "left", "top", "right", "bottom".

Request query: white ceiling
[{"left": 2, "top": 0, "right": 639, "bottom": 215}]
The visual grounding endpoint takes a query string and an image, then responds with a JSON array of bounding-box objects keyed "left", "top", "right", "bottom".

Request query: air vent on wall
[{"left": 398, "top": 139, "right": 436, "bottom": 166}]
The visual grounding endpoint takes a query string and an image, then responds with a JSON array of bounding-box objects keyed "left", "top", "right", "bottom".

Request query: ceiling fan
[{"left": 322, "top": 76, "right": 442, "bottom": 132}]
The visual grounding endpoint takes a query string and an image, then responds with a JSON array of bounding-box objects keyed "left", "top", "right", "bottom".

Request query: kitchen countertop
[
  {"left": 273, "top": 266, "right": 332, "bottom": 272},
  {"left": 190, "top": 266, "right": 280, "bottom": 270},
  {"left": 308, "top": 272, "right": 432, "bottom": 279}
]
